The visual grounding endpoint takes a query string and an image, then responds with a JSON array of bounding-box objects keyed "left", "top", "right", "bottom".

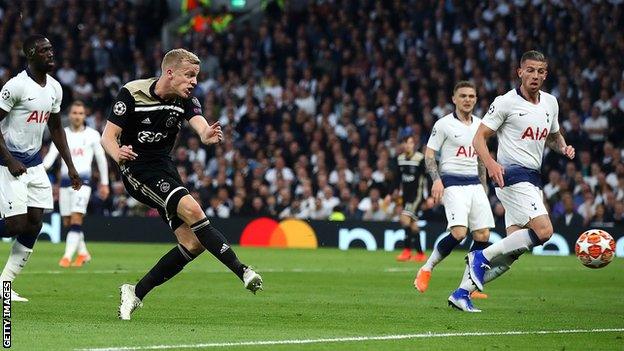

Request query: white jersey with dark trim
[
  {"left": 0, "top": 70, "right": 62, "bottom": 167},
  {"left": 43, "top": 126, "right": 109, "bottom": 187},
  {"left": 481, "top": 88, "right": 559, "bottom": 170},
  {"left": 427, "top": 113, "right": 480, "bottom": 176}
]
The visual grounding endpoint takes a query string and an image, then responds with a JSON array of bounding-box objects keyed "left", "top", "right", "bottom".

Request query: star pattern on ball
[
  {"left": 577, "top": 239, "right": 592, "bottom": 254},
  {"left": 597, "top": 235, "right": 612, "bottom": 251}
]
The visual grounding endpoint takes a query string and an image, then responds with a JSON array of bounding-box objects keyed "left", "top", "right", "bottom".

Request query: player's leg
[
  {"left": 409, "top": 219, "right": 426, "bottom": 261},
  {"left": 58, "top": 187, "right": 77, "bottom": 267},
  {"left": 71, "top": 186, "right": 92, "bottom": 266},
  {"left": 396, "top": 212, "right": 414, "bottom": 261},
  {"left": 468, "top": 184, "right": 550, "bottom": 290},
  {"left": 119, "top": 222, "right": 204, "bottom": 320},
  {"left": 0, "top": 207, "right": 44, "bottom": 302},
  {"left": 415, "top": 226, "right": 467, "bottom": 293},
  {"left": 175, "top": 195, "right": 262, "bottom": 292}
]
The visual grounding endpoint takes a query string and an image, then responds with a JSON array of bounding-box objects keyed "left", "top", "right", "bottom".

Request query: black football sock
[
  {"left": 135, "top": 244, "right": 197, "bottom": 300},
  {"left": 191, "top": 218, "right": 246, "bottom": 281},
  {"left": 470, "top": 240, "right": 491, "bottom": 252},
  {"left": 411, "top": 227, "right": 423, "bottom": 253}
]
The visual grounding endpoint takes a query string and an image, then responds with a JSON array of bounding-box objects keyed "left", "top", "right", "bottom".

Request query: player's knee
[
  {"left": 177, "top": 196, "right": 205, "bottom": 223},
  {"left": 399, "top": 215, "right": 411, "bottom": 227},
  {"left": 532, "top": 220, "right": 553, "bottom": 241},
  {"left": 450, "top": 227, "right": 468, "bottom": 240},
  {"left": 184, "top": 241, "right": 205, "bottom": 255},
  {"left": 472, "top": 229, "right": 489, "bottom": 242}
]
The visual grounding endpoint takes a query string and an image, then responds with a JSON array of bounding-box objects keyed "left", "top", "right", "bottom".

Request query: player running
[
  {"left": 415, "top": 81, "right": 493, "bottom": 308},
  {"left": 394, "top": 135, "right": 427, "bottom": 262},
  {"left": 101, "top": 49, "right": 263, "bottom": 320},
  {"left": 464, "top": 50, "right": 575, "bottom": 310},
  {"left": 43, "top": 100, "right": 109, "bottom": 268},
  {"left": 0, "top": 35, "right": 81, "bottom": 302}
]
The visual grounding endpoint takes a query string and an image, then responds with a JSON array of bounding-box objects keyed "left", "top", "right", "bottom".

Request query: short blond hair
[{"left": 161, "top": 48, "right": 200, "bottom": 72}]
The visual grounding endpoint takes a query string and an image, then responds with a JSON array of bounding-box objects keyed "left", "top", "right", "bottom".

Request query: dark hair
[
  {"left": 401, "top": 134, "right": 414, "bottom": 143},
  {"left": 520, "top": 50, "right": 547, "bottom": 64},
  {"left": 23, "top": 34, "right": 47, "bottom": 58},
  {"left": 453, "top": 80, "right": 476, "bottom": 94}
]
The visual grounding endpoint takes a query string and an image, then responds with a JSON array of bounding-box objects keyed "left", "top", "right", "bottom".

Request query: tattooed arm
[
  {"left": 477, "top": 158, "right": 488, "bottom": 194},
  {"left": 546, "top": 131, "right": 575, "bottom": 159},
  {"left": 425, "top": 147, "right": 443, "bottom": 204}
]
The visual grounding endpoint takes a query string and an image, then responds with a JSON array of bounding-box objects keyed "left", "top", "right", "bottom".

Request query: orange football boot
[
  {"left": 470, "top": 291, "right": 488, "bottom": 299},
  {"left": 72, "top": 254, "right": 91, "bottom": 267},
  {"left": 58, "top": 257, "right": 71, "bottom": 268},
  {"left": 396, "top": 248, "right": 412, "bottom": 261},
  {"left": 414, "top": 268, "right": 431, "bottom": 292}
]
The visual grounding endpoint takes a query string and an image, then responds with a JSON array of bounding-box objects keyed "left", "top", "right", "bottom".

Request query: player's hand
[
  {"left": 68, "top": 168, "right": 82, "bottom": 190},
  {"left": 98, "top": 184, "right": 110, "bottom": 200},
  {"left": 431, "top": 179, "right": 444, "bottom": 204},
  {"left": 561, "top": 145, "right": 575, "bottom": 160},
  {"left": 117, "top": 145, "right": 138, "bottom": 163},
  {"left": 6, "top": 158, "right": 27, "bottom": 177},
  {"left": 203, "top": 122, "right": 223, "bottom": 145},
  {"left": 485, "top": 159, "right": 505, "bottom": 188}
]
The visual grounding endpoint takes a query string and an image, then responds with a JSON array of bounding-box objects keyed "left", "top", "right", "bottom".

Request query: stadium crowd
[{"left": 1, "top": 0, "right": 624, "bottom": 229}]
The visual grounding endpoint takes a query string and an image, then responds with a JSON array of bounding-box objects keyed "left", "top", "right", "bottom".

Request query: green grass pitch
[{"left": 4, "top": 241, "right": 623, "bottom": 350}]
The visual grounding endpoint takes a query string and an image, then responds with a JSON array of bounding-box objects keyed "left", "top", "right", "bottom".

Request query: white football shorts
[
  {"left": 59, "top": 185, "right": 92, "bottom": 216},
  {"left": 443, "top": 184, "right": 494, "bottom": 231},
  {"left": 0, "top": 164, "right": 53, "bottom": 217},
  {"left": 495, "top": 181, "right": 548, "bottom": 228}
]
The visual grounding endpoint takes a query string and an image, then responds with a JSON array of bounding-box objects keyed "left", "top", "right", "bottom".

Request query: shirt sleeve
[
  {"left": 51, "top": 81, "right": 62, "bottom": 113},
  {"left": 426, "top": 119, "right": 446, "bottom": 151},
  {"left": 183, "top": 96, "right": 203, "bottom": 121},
  {"left": 0, "top": 78, "right": 22, "bottom": 113},
  {"left": 107, "top": 87, "right": 135, "bottom": 128},
  {"left": 549, "top": 97, "right": 560, "bottom": 134},
  {"left": 481, "top": 96, "right": 507, "bottom": 132}
]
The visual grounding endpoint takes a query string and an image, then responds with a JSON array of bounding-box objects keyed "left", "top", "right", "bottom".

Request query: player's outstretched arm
[
  {"left": 48, "top": 112, "right": 81, "bottom": 190},
  {"left": 473, "top": 123, "right": 505, "bottom": 187},
  {"left": 188, "top": 115, "right": 223, "bottom": 145},
  {"left": 0, "top": 109, "right": 26, "bottom": 177},
  {"left": 101, "top": 121, "right": 137, "bottom": 164},
  {"left": 546, "top": 131, "right": 575, "bottom": 160},
  {"left": 424, "top": 147, "right": 444, "bottom": 204}
]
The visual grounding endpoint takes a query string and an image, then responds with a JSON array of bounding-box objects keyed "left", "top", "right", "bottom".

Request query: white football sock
[
  {"left": 0, "top": 241, "right": 33, "bottom": 283},
  {"left": 461, "top": 253, "right": 518, "bottom": 292},
  {"left": 63, "top": 231, "right": 81, "bottom": 259},
  {"left": 422, "top": 246, "right": 443, "bottom": 271},
  {"left": 482, "top": 229, "right": 535, "bottom": 261},
  {"left": 77, "top": 232, "right": 89, "bottom": 256}
]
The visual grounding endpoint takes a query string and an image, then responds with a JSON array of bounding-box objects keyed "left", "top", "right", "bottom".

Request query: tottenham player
[
  {"left": 415, "top": 81, "right": 493, "bottom": 308},
  {"left": 394, "top": 135, "right": 427, "bottom": 262},
  {"left": 0, "top": 35, "right": 81, "bottom": 301},
  {"left": 466, "top": 50, "right": 575, "bottom": 308},
  {"left": 43, "top": 100, "right": 109, "bottom": 268},
  {"left": 101, "top": 49, "right": 262, "bottom": 320}
]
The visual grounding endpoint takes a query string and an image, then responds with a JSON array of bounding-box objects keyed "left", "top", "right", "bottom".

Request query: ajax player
[
  {"left": 394, "top": 135, "right": 427, "bottom": 262},
  {"left": 466, "top": 50, "right": 575, "bottom": 309},
  {"left": 415, "top": 81, "right": 493, "bottom": 309},
  {"left": 0, "top": 35, "right": 81, "bottom": 301},
  {"left": 43, "top": 100, "right": 109, "bottom": 268}
]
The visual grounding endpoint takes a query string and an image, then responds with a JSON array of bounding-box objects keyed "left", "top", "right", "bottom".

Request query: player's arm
[
  {"left": 473, "top": 123, "right": 505, "bottom": 187},
  {"left": 101, "top": 121, "right": 137, "bottom": 164},
  {"left": 48, "top": 112, "right": 81, "bottom": 190},
  {"left": 188, "top": 116, "right": 223, "bottom": 145},
  {"left": 93, "top": 134, "right": 110, "bottom": 199},
  {"left": 42, "top": 142, "right": 59, "bottom": 171},
  {"left": 424, "top": 147, "right": 443, "bottom": 204},
  {"left": 477, "top": 158, "right": 488, "bottom": 193}
]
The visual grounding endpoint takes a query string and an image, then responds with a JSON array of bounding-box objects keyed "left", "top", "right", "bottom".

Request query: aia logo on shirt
[
  {"left": 456, "top": 145, "right": 476, "bottom": 157},
  {"left": 26, "top": 111, "right": 50, "bottom": 123},
  {"left": 521, "top": 126, "right": 548, "bottom": 141}
]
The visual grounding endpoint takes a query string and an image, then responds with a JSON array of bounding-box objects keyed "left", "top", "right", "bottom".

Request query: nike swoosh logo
[
  {"left": 454, "top": 134, "right": 461, "bottom": 138},
  {"left": 519, "top": 113, "right": 528, "bottom": 116},
  {"left": 27, "top": 98, "right": 35, "bottom": 101}
]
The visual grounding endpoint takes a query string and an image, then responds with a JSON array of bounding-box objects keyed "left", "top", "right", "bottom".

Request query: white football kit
[
  {"left": 0, "top": 70, "right": 62, "bottom": 217},
  {"left": 43, "top": 126, "right": 108, "bottom": 216},
  {"left": 427, "top": 113, "right": 494, "bottom": 230},
  {"left": 481, "top": 88, "right": 560, "bottom": 227}
]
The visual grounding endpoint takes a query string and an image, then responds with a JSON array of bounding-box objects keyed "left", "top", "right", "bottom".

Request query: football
[{"left": 575, "top": 229, "right": 616, "bottom": 269}]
